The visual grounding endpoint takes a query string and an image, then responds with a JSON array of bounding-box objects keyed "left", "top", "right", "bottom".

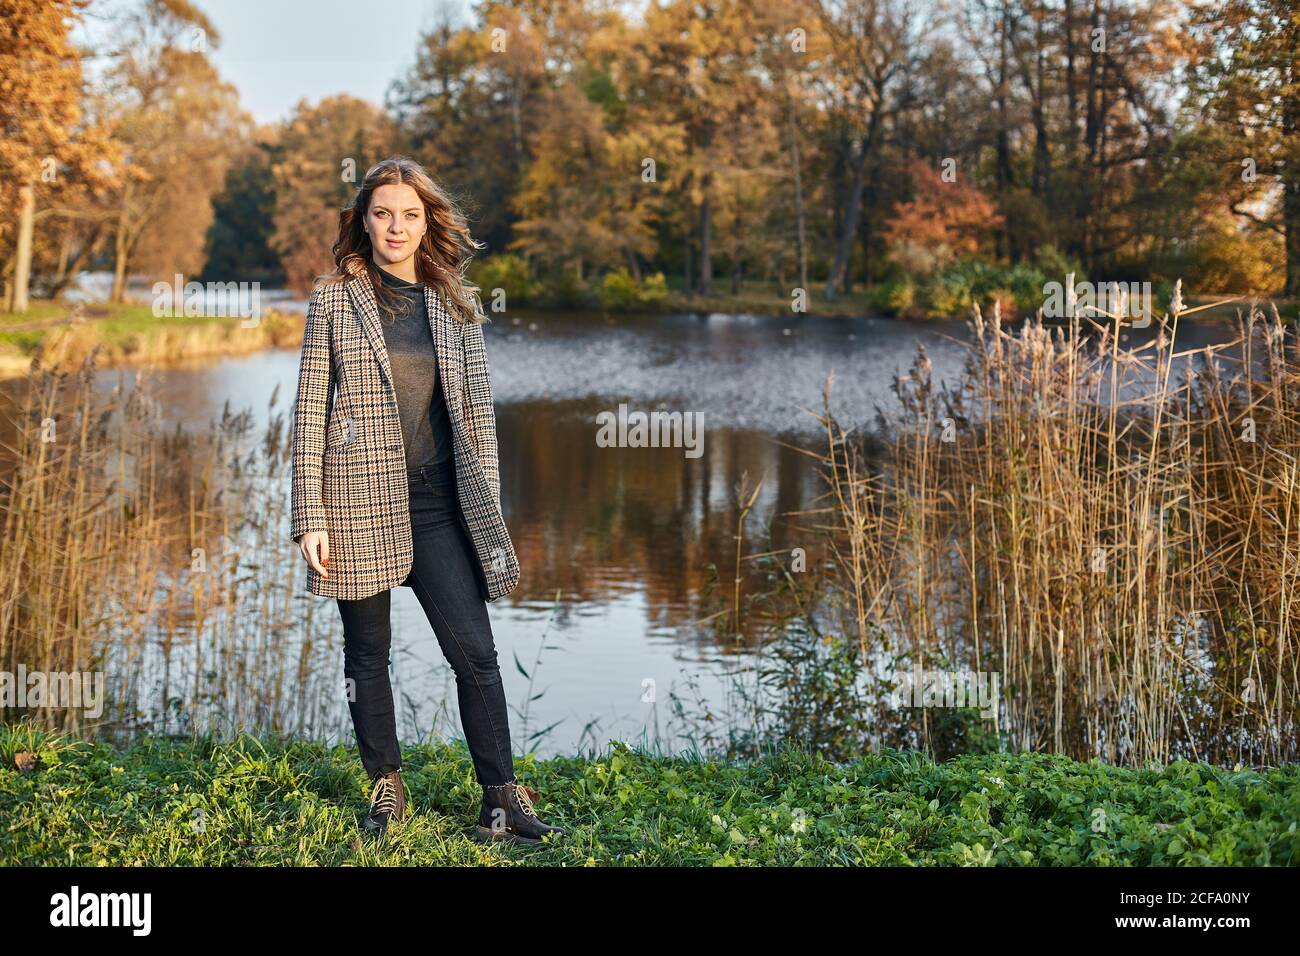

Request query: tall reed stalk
[
  {"left": 0, "top": 349, "right": 342, "bottom": 745},
  {"left": 816, "top": 296, "right": 1298, "bottom": 767}
]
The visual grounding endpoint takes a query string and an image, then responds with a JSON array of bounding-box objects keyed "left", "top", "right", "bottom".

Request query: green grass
[
  {"left": 0, "top": 301, "right": 222, "bottom": 329},
  {"left": 0, "top": 303, "right": 247, "bottom": 352},
  {"left": 655, "top": 279, "right": 877, "bottom": 318},
  {"left": 1, "top": 722, "right": 1296, "bottom": 866},
  {"left": 0, "top": 301, "right": 95, "bottom": 327}
]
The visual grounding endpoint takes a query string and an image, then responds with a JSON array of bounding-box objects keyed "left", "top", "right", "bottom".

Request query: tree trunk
[
  {"left": 787, "top": 97, "right": 808, "bottom": 296},
  {"left": 684, "top": 235, "right": 693, "bottom": 295},
  {"left": 1083, "top": 0, "right": 1102, "bottom": 272},
  {"left": 55, "top": 225, "right": 71, "bottom": 287},
  {"left": 1065, "top": 0, "right": 1077, "bottom": 155},
  {"left": 730, "top": 202, "right": 741, "bottom": 296},
  {"left": 996, "top": 2, "right": 1013, "bottom": 262},
  {"left": 1285, "top": 98, "right": 1300, "bottom": 296},
  {"left": 47, "top": 223, "right": 103, "bottom": 300},
  {"left": 1064, "top": 0, "right": 1085, "bottom": 263},
  {"left": 1095, "top": 39, "right": 1110, "bottom": 275},
  {"left": 12, "top": 181, "right": 36, "bottom": 313},
  {"left": 1030, "top": 11, "right": 1051, "bottom": 198},
  {"left": 112, "top": 178, "right": 131, "bottom": 304},
  {"left": 860, "top": 155, "right": 882, "bottom": 290},
  {"left": 826, "top": 135, "right": 871, "bottom": 300},
  {"left": 698, "top": 171, "right": 713, "bottom": 296}
]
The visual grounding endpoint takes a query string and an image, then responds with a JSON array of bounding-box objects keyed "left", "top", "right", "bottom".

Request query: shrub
[
  {"left": 537, "top": 269, "right": 595, "bottom": 308},
  {"left": 924, "top": 262, "right": 985, "bottom": 317},
  {"left": 598, "top": 269, "right": 669, "bottom": 310},
  {"left": 598, "top": 268, "right": 641, "bottom": 309},
  {"left": 1031, "top": 243, "right": 1086, "bottom": 284},
  {"left": 1004, "top": 264, "right": 1051, "bottom": 307},
  {"left": 470, "top": 253, "right": 536, "bottom": 307},
  {"left": 921, "top": 260, "right": 1051, "bottom": 318},
  {"left": 639, "top": 271, "right": 669, "bottom": 303},
  {"left": 868, "top": 277, "right": 916, "bottom": 316}
]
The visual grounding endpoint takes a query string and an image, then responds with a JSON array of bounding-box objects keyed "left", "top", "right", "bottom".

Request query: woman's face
[{"left": 365, "top": 183, "right": 427, "bottom": 267}]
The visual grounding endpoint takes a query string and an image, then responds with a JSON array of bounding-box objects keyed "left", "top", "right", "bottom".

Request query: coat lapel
[
  {"left": 425, "top": 282, "right": 464, "bottom": 419},
  {"left": 343, "top": 258, "right": 396, "bottom": 392}
]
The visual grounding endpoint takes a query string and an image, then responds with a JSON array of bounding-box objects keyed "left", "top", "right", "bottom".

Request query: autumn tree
[
  {"left": 268, "top": 96, "right": 400, "bottom": 293},
  {"left": 92, "top": 0, "right": 248, "bottom": 301},
  {"left": 201, "top": 127, "right": 284, "bottom": 285},
  {"left": 750, "top": 0, "right": 832, "bottom": 296},
  {"left": 883, "top": 162, "right": 1004, "bottom": 277},
  {"left": 814, "top": 0, "right": 918, "bottom": 299},
  {"left": 626, "top": 0, "right": 772, "bottom": 295},
  {"left": 1190, "top": 0, "right": 1298, "bottom": 295},
  {"left": 390, "top": 3, "right": 547, "bottom": 255},
  {"left": 0, "top": 0, "right": 118, "bottom": 312}
]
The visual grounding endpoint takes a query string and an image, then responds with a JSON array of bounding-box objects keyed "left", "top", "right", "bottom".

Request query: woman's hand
[{"left": 298, "top": 530, "right": 330, "bottom": 579}]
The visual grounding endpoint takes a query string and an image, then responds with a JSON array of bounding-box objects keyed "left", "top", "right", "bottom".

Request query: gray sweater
[{"left": 375, "top": 267, "right": 455, "bottom": 475}]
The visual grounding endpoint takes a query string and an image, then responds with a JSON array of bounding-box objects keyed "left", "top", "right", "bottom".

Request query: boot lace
[
  {"left": 370, "top": 773, "right": 400, "bottom": 817},
  {"left": 484, "top": 780, "right": 540, "bottom": 818},
  {"left": 513, "top": 783, "right": 539, "bottom": 818},
  {"left": 484, "top": 780, "right": 540, "bottom": 819}
]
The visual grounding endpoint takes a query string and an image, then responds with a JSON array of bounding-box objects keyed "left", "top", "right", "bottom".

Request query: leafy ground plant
[{"left": 2, "top": 722, "right": 1296, "bottom": 866}]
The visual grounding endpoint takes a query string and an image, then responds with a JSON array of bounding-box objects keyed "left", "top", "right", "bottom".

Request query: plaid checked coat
[{"left": 289, "top": 258, "right": 520, "bottom": 602}]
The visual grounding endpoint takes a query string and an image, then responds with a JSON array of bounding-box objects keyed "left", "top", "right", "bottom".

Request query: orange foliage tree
[{"left": 883, "top": 163, "right": 1004, "bottom": 278}]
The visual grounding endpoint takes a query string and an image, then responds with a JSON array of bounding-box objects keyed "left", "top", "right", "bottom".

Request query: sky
[{"left": 79, "top": 0, "right": 473, "bottom": 126}]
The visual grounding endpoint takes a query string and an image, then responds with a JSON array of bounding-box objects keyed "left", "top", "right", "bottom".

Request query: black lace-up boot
[
  {"left": 474, "top": 781, "right": 565, "bottom": 845},
  {"left": 362, "top": 769, "right": 406, "bottom": 837}
]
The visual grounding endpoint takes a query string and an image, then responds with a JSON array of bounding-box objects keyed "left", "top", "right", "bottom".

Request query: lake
[{"left": 4, "top": 295, "right": 1250, "bottom": 757}]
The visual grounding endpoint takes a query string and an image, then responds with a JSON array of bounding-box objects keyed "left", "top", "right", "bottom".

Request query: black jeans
[{"left": 335, "top": 461, "right": 515, "bottom": 787}]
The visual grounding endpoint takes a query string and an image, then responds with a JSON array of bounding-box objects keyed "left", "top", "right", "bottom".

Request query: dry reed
[
  {"left": 0, "top": 347, "right": 342, "bottom": 745},
  {"left": 815, "top": 292, "right": 1298, "bottom": 767}
]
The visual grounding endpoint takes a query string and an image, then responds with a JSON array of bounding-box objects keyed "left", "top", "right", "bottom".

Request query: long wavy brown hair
[{"left": 317, "top": 156, "right": 488, "bottom": 325}]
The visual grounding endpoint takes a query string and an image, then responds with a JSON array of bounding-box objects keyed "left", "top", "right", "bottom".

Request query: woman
[{"left": 290, "top": 156, "right": 564, "bottom": 845}]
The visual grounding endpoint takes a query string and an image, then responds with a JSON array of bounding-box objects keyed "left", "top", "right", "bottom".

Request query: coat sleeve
[
  {"left": 290, "top": 288, "right": 332, "bottom": 542},
  {"left": 463, "top": 319, "right": 501, "bottom": 505}
]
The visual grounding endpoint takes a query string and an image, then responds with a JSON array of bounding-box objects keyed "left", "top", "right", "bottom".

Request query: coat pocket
[{"left": 324, "top": 413, "right": 360, "bottom": 456}]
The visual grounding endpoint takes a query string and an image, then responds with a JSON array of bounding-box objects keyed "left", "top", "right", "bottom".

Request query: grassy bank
[
  {"left": 474, "top": 254, "right": 1297, "bottom": 322},
  {"left": 4, "top": 288, "right": 1285, "bottom": 380},
  {"left": 649, "top": 287, "right": 1294, "bottom": 322},
  {"left": 0, "top": 302, "right": 302, "bottom": 378},
  {"left": 655, "top": 283, "right": 875, "bottom": 318},
  {"left": 1, "top": 723, "right": 1296, "bottom": 866}
]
